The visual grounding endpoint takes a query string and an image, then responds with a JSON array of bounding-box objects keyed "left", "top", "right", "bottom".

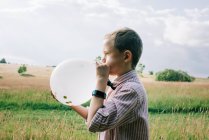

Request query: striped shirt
[{"left": 88, "top": 70, "right": 149, "bottom": 140}]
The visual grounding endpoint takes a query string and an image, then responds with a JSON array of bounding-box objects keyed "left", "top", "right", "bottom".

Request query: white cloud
[
  {"left": 153, "top": 38, "right": 164, "bottom": 46},
  {"left": 138, "top": 7, "right": 209, "bottom": 48},
  {"left": 184, "top": 8, "right": 209, "bottom": 19},
  {"left": 0, "top": 1, "right": 209, "bottom": 77},
  {"left": 163, "top": 13, "right": 209, "bottom": 47}
]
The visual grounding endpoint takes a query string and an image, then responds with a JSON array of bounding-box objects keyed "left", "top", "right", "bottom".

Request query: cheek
[
  {"left": 105, "top": 57, "right": 112, "bottom": 64},
  {"left": 105, "top": 56, "right": 116, "bottom": 66},
  {"left": 106, "top": 55, "right": 122, "bottom": 69}
]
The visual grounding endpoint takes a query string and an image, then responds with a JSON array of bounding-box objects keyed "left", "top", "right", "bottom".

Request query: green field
[{"left": 0, "top": 81, "right": 209, "bottom": 140}]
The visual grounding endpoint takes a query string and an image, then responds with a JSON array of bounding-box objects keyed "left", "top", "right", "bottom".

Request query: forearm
[
  {"left": 86, "top": 79, "right": 106, "bottom": 127},
  {"left": 69, "top": 79, "right": 106, "bottom": 121},
  {"left": 70, "top": 105, "right": 88, "bottom": 120},
  {"left": 87, "top": 97, "right": 104, "bottom": 127}
]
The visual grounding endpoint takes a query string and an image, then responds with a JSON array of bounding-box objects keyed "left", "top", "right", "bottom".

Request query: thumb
[{"left": 96, "top": 61, "right": 99, "bottom": 66}]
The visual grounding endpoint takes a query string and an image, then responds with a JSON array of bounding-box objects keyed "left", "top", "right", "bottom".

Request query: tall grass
[
  {"left": 0, "top": 110, "right": 208, "bottom": 140},
  {"left": 0, "top": 80, "right": 209, "bottom": 139},
  {"left": 145, "top": 82, "right": 209, "bottom": 113},
  {"left": 0, "top": 110, "right": 96, "bottom": 140},
  {"left": 149, "top": 113, "right": 209, "bottom": 140},
  {"left": 0, "top": 89, "right": 70, "bottom": 111},
  {"left": 0, "top": 85, "right": 208, "bottom": 113}
]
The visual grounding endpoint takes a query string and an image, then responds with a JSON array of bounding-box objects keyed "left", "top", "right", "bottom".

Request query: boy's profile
[{"left": 56, "top": 27, "right": 149, "bottom": 140}]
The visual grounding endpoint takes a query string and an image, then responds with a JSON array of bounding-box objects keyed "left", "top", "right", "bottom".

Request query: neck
[{"left": 116, "top": 68, "right": 133, "bottom": 77}]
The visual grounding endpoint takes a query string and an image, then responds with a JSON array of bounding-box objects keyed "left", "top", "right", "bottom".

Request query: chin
[
  {"left": 109, "top": 73, "right": 113, "bottom": 76},
  {"left": 109, "top": 70, "right": 117, "bottom": 76},
  {"left": 109, "top": 70, "right": 114, "bottom": 76}
]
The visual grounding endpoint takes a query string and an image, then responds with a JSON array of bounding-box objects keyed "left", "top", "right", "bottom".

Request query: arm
[
  {"left": 69, "top": 79, "right": 106, "bottom": 121},
  {"left": 68, "top": 104, "right": 88, "bottom": 120},
  {"left": 88, "top": 86, "right": 139, "bottom": 132},
  {"left": 68, "top": 81, "right": 105, "bottom": 121},
  {"left": 68, "top": 79, "right": 107, "bottom": 124},
  {"left": 86, "top": 79, "right": 106, "bottom": 128},
  {"left": 86, "top": 62, "right": 109, "bottom": 129},
  {"left": 51, "top": 91, "right": 88, "bottom": 120}
]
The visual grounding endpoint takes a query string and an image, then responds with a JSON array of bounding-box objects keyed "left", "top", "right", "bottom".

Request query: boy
[{"left": 65, "top": 27, "right": 149, "bottom": 140}]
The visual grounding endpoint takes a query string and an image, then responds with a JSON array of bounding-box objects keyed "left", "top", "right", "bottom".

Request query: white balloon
[{"left": 50, "top": 59, "right": 96, "bottom": 105}]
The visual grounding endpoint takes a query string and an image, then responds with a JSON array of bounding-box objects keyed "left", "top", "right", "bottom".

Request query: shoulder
[
  {"left": 118, "top": 80, "right": 145, "bottom": 94},
  {"left": 118, "top": 81, "right": 147, "bottom": 103}
]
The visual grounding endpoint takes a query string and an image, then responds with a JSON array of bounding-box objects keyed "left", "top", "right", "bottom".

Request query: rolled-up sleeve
[{"left": 88, "top": 85, "right": 139, "bottom": 132}]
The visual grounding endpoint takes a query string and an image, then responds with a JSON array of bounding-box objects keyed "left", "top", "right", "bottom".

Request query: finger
[
  {"left": 67, "top": 102, "right": 73, "bottom": 107},
  {"left": 96, "top": 61, "right": 99, "bottom": 66},
  {"left": 51, "top": 91, "right": 55, "bottom": 96},
  {"left": 52, "top": 94, "right": 56, "bottom": 99},
  {"left": 97, "top": 60, "right": 103, "bottom": 65},
  {"left": 53, "top": 96, "right": 59, "bottom": 102},
  {"left": 51, "top": 91, "right": 58, "bottom": 101},
  {"left": 96, "top": 61, "right": 102, "bottom": 67}
]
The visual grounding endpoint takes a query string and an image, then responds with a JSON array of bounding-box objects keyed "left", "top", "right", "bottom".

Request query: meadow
[
  {"left": 0, "top": 80, "right": 208, "bottom": 140},
  {"left": 0, "top": 64, "right": 208, "bottom": 139}
]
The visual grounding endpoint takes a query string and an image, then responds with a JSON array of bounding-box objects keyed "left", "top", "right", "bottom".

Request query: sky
[{"left": 0, "top": 0, "right": 209, "bottom": 77}]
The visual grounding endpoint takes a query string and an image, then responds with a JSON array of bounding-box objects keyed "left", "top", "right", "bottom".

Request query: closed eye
[{"left": 104, "top": 52, "right": 110, "bottom": 55}]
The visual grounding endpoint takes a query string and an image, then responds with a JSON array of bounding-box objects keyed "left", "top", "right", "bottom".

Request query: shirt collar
[{"left": 112, "top": 70, "right": 137, "bottom": 87}]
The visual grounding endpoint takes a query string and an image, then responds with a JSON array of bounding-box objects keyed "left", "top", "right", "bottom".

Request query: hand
[
  {"left": 96, "top": 61, "right": 109, "bottom": 82},
  {"left": 50, "top": 91, "right": 58, "bottom": 102},
  {"left": 95, "top": 61, "right": 109, "bottom": 91},
  {"left": 51, "top": 91, "right": 75, "bottom": 107}
]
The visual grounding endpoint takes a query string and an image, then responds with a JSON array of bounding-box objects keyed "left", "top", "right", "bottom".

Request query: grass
[
  {"left": 145, "top": 82, "right": 209, "bottom": 113},
  {"left": 0, "top": 80, "right": 209, "bottom": 139},
  {"left": 0, "top": 89, "right": 70, "bottom": 111},
  {"left": 0, "top": 110, "right": 208, "bottom": 140},
  {"left": 149, "top": 113, "right": 209, "bottom": 140},
  {"left": 1, "top": 84, "right": 208, "bottom": 113},
  {"left": 0, "top": 110, "right": 96, "bottom": 140}
]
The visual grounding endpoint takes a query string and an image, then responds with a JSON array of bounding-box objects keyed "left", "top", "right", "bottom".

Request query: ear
[{"left": 123, "top": 50, "right": 132, "bottom": 63}]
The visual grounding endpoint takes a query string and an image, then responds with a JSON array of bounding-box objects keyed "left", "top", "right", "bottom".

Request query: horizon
[{"left": 0, "top": 0, "right": 209, "bottom": 78}]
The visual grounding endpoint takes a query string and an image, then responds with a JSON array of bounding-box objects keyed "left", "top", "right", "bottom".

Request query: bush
[
  {"left": 149, "top": 71, "right": 154, "bottom": 75},
  {"left": 18, "top": 65, "right": 27, "bottom": 74},
  {"left": 0, "top": 58, "right": 7, "bottom": 63},
  {"left": 156, "top": 69, "right": 195, "bottom": 82}
]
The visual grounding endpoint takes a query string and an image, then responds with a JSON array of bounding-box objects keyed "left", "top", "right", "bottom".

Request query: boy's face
[{"left": 101, "top": 41, "right": 125, "bottom": 76}]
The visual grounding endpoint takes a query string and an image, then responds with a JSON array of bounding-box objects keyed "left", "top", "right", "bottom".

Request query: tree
[
  {"left": 0, "top": 58, "right": 7, "bottom": 64},
  {"left": 136, "top": 63, "right": 145, "bottom": 75},
  {"left": 149, "top": 71, "right": 154, "bottom": 75},
  {"left": 18, "top": 65, "right": 27, "bottom": 75},
  {"left": 155, "top": 69, "right": 195, "bottom": 82},
  {"left": 95, "top": 56, "right": 102, "bottom": 62}
]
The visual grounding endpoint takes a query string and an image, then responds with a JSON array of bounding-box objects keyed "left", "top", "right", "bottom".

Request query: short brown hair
[{"left": 104, "top": 27, "right": 143, "bottom": 69}]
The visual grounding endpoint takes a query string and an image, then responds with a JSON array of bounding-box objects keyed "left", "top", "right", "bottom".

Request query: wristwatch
[{"left": 92, "top": 90, "right": 106, "bottom": 99}]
